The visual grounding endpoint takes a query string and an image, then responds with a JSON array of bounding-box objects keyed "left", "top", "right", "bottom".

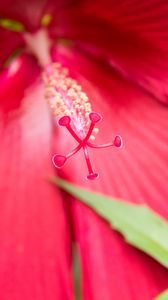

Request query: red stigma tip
[
  {"left": 86, "top": 173, "right": 99, "bottom": 180},
  {"left": 53, "top": 112, "right": 123, "bottom": 180},
  {"left": 52, "top": 154, "right": 67, "bottom": 168},
  {"left": 113, "top": 135, "right": 123, "bottom": 148},
  {"left": 89, "top": 112, "right": 102, "bottom": 124},
  {"left": 58, "top": 116, "right": 71, "bottom": 126}
]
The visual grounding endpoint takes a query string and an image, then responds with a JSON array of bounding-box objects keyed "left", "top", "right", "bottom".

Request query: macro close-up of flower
[{"left": 0, "top": 0, "right": 168, "bottom": 299}]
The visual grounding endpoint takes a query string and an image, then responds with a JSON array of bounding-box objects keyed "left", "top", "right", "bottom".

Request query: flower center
[
  {"left": 43, "top": 63, "right": 123, "bottom": 180},
  {"left": 23, "top": 29, "right": 123, "bottom": 180},
  {"left": 43, "top": 63, "right": 98, "bottom": 139}
]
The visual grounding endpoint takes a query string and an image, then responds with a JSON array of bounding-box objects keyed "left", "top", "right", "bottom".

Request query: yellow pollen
[{"left": 43, "top": 62, "right": 98, "bottom": 138}]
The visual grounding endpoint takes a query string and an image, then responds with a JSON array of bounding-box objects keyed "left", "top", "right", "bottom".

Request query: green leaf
[
  {"left": 53, "top": 177, "right": 168, "bottom": 268},
  {"left": 155, "top": 290, "right": 168, "bottom": 300},
  {"left": 73, "top": 244, "right": 82, "bottom": 300},
  {"left": 41, "top": 14, "right": 53, "bottom": 26},
  {"left": 0, "top": 19, "right": 24, "bottom": 32}
]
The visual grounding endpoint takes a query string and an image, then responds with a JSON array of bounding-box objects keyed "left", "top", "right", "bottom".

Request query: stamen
[
  {"left": 43, "top": 62, "right": 97, "bottom": 139},
  {"left": 43, "top": 63, "right": 123, "bottom": 180}
]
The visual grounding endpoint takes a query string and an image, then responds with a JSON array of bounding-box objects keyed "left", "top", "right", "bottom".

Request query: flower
[{"left": 0, "top": 0, "right": 168, "bottom": 300}]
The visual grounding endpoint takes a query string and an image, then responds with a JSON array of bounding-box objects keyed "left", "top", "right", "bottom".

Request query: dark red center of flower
[{"left": 52, "top": 112, "right": 123, "bottom": 180}]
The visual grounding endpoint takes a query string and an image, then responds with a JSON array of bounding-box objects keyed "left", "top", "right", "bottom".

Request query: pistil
[{"left": 51, "top": 111, "right": 122, "bottom": 180}]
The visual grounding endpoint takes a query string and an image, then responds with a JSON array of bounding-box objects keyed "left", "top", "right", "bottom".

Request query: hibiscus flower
[{"left": 0, "top": 0, "right": 168, "bottom": 300}]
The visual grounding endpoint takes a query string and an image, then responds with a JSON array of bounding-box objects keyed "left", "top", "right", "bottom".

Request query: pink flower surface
[
  {"left": 0, "top": 54, "right": 74, "bottom": 300},
  {"left": 0, "top": 0, "right": 168, "bottom": 299}
]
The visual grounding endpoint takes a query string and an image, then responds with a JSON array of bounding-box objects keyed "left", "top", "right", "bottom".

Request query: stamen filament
[
  {"left": 83, "top": 146, "right": 93, "bottom": 174},
  {"left": 83, "top": 123, "right": 95, "bottom": 143},
  {"left": 87, "top": 142, "right": 114, "bottom": 148},
  {"left": 66, "top": 123, "right": 81, "bottom": 143},
  {"left": 66, "top": 144, "right": 82, "bottom": 159},
  {"left": 83, "top": 146, "right": 99, "bottom": 180},
  {"left": 87, "top": 135, "right": 123, "bottom": 149}
]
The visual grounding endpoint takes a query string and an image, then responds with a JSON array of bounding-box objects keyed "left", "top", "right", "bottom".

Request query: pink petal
[
  {"left": 52, "top": 1, "right": 168, "bottom": 104},
  {"left": 0, "top": 57, "right": 73, "bottom": 299},
  {"left": 53, "top": 47, "right": 168, "bottom": 299}
]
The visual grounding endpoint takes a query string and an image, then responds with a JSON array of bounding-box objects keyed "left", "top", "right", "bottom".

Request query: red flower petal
[
  {"left": 1, "top": 0, "right": 168, "bottom": 103},
  {"left": 78, "top": 0, "right": 168, "bottom": 52},
  {"left": 53, "top": 47, "right": 168, "bottom": 299},
  {"left": 53, "top": 1, "right": 168, "bottom": 104},
  {"left": 0, "top": 0, "right": 76, "bottom": 32},
  {"left": 0, "top": 27, "right": 24, "bottom": 67},
  {"left": 0, "top": 57, "right": 73, "bottom": 299},
  {"left": 0, "top": 54, "right": 39, "bottom": 113}
]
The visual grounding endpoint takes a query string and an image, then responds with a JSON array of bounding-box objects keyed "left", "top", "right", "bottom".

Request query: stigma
[{"left": 43, "top": 63, "right": 123, "bottom": 180}]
